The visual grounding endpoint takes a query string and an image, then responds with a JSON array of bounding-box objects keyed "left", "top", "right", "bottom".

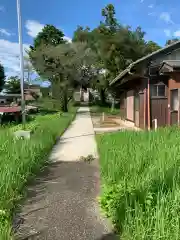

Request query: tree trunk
[
  {"left": 80, "top": 88, "right": 84, "bottom": 102},
  {"left": 52, "top": 80, "right": 60, "bottom": 99},
  {"left": 111, "top": 97, "right": 115, "bottom": 112},
  {"left": 52, "top": 75, "right": 68, "bottom": 112},
  {"left": 100, "top": 89, "right": 106, "bottom": 106},
  {"left": 63, "top": 90, "right": 68, "bottom": 112},
  {"left": 60, "top": 89, "right": 68, "bottom": 112}
]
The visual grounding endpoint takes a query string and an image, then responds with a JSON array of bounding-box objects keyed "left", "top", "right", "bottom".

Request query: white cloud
[
  {"left": 160, "top": 12, "right": 174, "bottom": 24},
  {"left": 0, "top": 35, "right": 72, "bottom": 78},
  {"left": 64, "top": 36, "right": 72, "bottom": 42},
  {"left": 148, "top": 4, "right": 154, "bottom": 8},
  {"left": 0, "top": 39, "right": 29, "bottom": 77},
  {"left": 26, "top": 20, "right": 72, "bottom": 43},
  {"left": 25, "top": 20, "right": 45, "bottom": 38},
  {"left": 148, "top": 12, "right": 156, "bottom": 16},
  {"left": 0, "top": 21, "right": 72, "bottom": 77},
  {"left": 164, "top": 29, "right": 171, "bottom": 37},
  {"left": 174, "top": 30, "right": 180, "bottom": 37},
  {"left": 0, "top": 29, "right": 11, "bottom": 37}
]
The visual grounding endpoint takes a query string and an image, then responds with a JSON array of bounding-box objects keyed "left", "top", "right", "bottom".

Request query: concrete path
[
  {"left": 16, "top": 107, "right": 117, "bottom": 240},
  {"left": 50, "top": 107, "right": 98, "bottom": 162}
]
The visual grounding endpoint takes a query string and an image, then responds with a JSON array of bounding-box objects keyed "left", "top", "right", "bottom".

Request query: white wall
[
  {"left": 73, "top": 91, "right": 81, "bottom": 101},
  {"left": 83, "top": 89, "right": 89, "bottom": 102}
]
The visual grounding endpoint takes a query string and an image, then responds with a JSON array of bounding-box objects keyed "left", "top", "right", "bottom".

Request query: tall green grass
[
  {"left": 0, "top": 108, "right": 77, "bottom": 239},
  {"left": 96, "top": 126, "right": 180, "bottom": 239}
]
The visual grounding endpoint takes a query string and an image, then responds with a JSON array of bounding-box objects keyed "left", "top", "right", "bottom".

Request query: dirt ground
[
  {"left": 90, "top": 111, "right": 140, "bottom": 133},
  {"left": 90, "top": 112, "right": 121, "bottom": 128}
]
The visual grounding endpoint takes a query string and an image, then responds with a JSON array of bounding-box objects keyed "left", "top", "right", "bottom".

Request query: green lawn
[
  {"left": 96, "top": 127, "right": 180, "bottom": 239},
  {"left": 0, "top": 107, "right": 77, "bottom": 239}
]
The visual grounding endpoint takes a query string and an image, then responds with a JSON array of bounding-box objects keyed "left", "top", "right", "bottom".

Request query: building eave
[{"left": 110, "top": 40, "right": 180, "bottom": 86}]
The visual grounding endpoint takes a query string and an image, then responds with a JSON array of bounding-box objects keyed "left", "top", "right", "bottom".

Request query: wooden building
[{"left": 110, "top": 41, "right": 180, "bottom": 129}]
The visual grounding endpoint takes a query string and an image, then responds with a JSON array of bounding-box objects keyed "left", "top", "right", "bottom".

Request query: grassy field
[
  {"left": 96, "top": 127, "right": 180, "bottom": 239},
  {"left": 0, "top": 106, "right": 77, "bottom": 239}
]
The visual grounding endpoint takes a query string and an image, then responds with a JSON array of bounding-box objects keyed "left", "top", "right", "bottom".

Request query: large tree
[
  {"left": 0, "top": 62, "right": 5, "bottom": 92},
  {"left": 29, "top": 25, "right": 66, "bottom": 101},
  {"left": 72, "top": 4, "right": 161, "bottom": 105},
  {"left": 30, "top": 42, "right": 96, "bottom": 111},
  {"left": 101, "top": 3, "right": 119, "bottom": 32},
  {"left": 31, "top": 24, "right": 66, "bottom": 50}
]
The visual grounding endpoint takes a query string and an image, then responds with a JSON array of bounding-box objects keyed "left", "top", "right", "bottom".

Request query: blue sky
[{"left": 0, "top": 0, "right": 180, "bottom": 79}]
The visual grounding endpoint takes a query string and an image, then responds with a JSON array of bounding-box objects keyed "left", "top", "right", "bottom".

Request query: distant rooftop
[{"left": 0, "top": 94, "right": 21, "bottom": 98}]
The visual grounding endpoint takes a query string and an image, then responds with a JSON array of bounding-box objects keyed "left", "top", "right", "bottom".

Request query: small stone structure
[{"left": 14, "top": 130, "right": 31, "bottom": 139}]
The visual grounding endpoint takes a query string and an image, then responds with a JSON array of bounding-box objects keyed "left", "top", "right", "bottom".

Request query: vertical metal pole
[
  {"left": 17, "top": 0, "right": 26, "bottom": 126},
  {"left": 154, "top": 119, "right": 157, "bottom": 130},
  {"left": 102, "top": 112, "right": 105, "bottom": 122}
]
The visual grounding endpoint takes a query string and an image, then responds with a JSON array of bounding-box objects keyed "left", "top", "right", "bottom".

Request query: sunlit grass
[
  {"left": 96, "top": 126, "right": 180, "bottom": 239},
  {"left": 0, "top": 107, "right": 77, "bottom": 239}
]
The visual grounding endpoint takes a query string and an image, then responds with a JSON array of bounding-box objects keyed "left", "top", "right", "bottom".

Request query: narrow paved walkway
[
  {"left": 16, "top": 107, "right": 115, "bottom": 240},
  {"left": 50, "top": 107, "right": 98, "bottom": 162}
]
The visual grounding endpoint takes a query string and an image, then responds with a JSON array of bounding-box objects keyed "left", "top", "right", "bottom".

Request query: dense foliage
[
  {"left": 29, "top": 25, "right": 96, "bottom": 111},
  {"left": 31, "top": 24, "right": 66, "bottom": 50},
  {"left": 72, "top": 4, "right": 161, "bottom": 105},
  {"left": 4, "top": 76, "right": 21, "bottom": 94},
  {"left": 29, "top": 4, "right": 162, "bottom": 108}
]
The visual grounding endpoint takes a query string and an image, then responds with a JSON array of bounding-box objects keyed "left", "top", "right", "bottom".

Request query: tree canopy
[
  {"left": 145, "top": 41, "right": 161, "bottom": 54},
  {"left": 30, "top": 24, "right": 66, "bottom": 50},
  {"left": 30, "top": 42, "right": 96, "bottom": 111},
  {"left": 4, "top": 76, "right": 21, "bottom": 94},
  {"left": 72, "top": 4, "right": 161, "bottom": 105},
  {"left": 72, "top": 5, "right": 161, "bottom": 78},
  {"left": 29, "top": 3, "right": 162, "bottom": 109}
]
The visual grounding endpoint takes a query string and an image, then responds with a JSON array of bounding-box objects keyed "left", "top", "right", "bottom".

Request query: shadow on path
[
  {"left": 15, "top": 159, "right": 112, "bottom": 240},
  {"left": 96, "top": 233, "right": 119, "bottom": 240},
  {"left": 60, "top": 133, "right": 94, "bottom": 140}
]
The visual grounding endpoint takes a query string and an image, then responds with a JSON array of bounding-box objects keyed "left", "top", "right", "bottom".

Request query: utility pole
[{"left": 17, "top": 0, "right": 26, "bottom": 126}]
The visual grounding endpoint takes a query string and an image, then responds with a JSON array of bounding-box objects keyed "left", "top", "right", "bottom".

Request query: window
[
  {"left": 171, "top": 89, "right": 179, "bottom": 111},
  {"left": 150, "top": 84, "right": 166, "bottom": 97}
]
